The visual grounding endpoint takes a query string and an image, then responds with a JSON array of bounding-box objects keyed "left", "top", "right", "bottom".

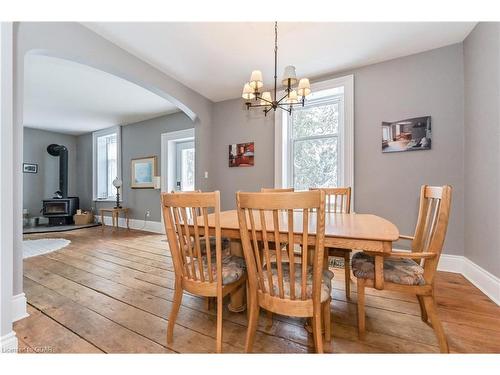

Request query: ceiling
[
  {"left": 24, "top": 54, "right": 179, "bottom": 135},
  {"left": 84, "top": 22, "right": 476, "bottom": 102}
]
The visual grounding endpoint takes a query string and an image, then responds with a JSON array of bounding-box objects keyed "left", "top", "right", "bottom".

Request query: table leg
[
  {"left": 374, "top": 255, "right": 384, "bottom": 290},
  {"left": 112, "top": 212, "right": 117, "bottom": 231},
  {"left": 101, "top": 211, "right": 104, "bottom": 231},
  {"left": 228, "top": 240, "right": 246, "bottom": 313},
  {"left": 126, "top": 211, "right": 130, "bottom": 230}
]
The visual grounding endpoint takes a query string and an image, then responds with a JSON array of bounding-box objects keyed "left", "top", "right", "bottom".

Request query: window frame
[
  {"left": 275, "top": 74, "right": 354, "bottom": 206},
  {"left": 92, "top": 125, "right": 122, "bottom": 202}
]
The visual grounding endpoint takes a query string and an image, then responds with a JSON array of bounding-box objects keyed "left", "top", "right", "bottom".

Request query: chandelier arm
[
  {"left": 247, "top": 103, "right": 273, "bottom": 108},
  {"left": 276, "top": 92, "right": 290, "bottom": 105},
  {"left": 278, "top": 104, "right": 292, "bottom": 114},
  {"left": 258, "top": 96, "right": 274, "bottom": 105}
]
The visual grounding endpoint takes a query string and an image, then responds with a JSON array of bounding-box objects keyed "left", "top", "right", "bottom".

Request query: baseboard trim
[
  {"left": 12, "top": 293, "right": 28, "bottom": 322},
  {"left": 0, "top": 332, "right": 18, "bottom": 353},
  {"left": 439, "top": 254, "right": 500, "bottom": 306},
  {"left": 99, "top": 216, "right": 164, "bottom": 234}
]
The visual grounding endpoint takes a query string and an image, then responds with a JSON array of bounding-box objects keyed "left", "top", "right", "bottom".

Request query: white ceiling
[
  {"left": 84, "top": 22, "right": 476, "bottom": 102},
  {"left": 24, "top": 54, "right": 179, "bottom": 135}
]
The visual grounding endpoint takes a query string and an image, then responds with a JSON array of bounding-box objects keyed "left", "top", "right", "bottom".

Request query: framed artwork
[
  {"left": 23, "top": 163, "right": 38, "bottom": 173},
  {"left": 382, "top": 116, "right": 431, "bottom": 153},
  {"left": 131, "top": 156, "right": 157, "bottom": 189},
  {"left": 229, "top": 142, "right": 254, "bottom": 167}
]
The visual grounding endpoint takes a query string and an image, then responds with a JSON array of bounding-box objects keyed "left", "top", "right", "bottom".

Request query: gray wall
[
  {"left": 463, "top": 23, "right": 500, "bottom": 277},
  {"left": 77, "top": 112, "right": 194, "bottom": 221},
  {"left": 210, "top": 44, "right": 465, "bottom": 256},
  {"left": 23, "top": 127, "right": 78, "bottom": 217},
  {"left": 211, "top": 100, "right": 275, "bottom": 209}
]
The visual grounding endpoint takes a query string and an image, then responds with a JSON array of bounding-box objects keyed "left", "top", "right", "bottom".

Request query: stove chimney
[{"left": 47, "top": 144, "right": 68, "bottom": 198}]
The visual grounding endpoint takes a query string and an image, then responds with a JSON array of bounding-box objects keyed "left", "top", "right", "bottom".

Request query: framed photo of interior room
[
  {"left": 131, "top": 156, "right": 157, "bottom": 188},
  {"left": 229, "top": 142, "right": 255, "bottom": 167},
  {"left": 381, "top": 116, "right": 431, "bottom": 153}
]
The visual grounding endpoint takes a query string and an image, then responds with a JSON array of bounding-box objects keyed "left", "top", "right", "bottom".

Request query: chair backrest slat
[
  {"left": 237, "top": 191, "right": 326, "bottom": 303},
  {"left": 272, "top": 210, "right": 285, "bottom": 298},
  {"left": 309, "top": 187, "right": 351, "bottom": 213},
  {"left": 258, "top": 209, "right": 274, "bottom": 296},
  {"left": 161, "top": 191, "right": 222, "bottom": 285},
  {"left": 410, "top": 185, "right": 452, "bottom": 282}
]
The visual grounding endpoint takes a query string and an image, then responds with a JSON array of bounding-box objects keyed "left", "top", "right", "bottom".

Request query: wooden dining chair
[
  {"left": 310, "top": 187, "right": 352, "bottom": 298},
  {"left": 352, "top": 185, "right": 452, "bottom": 353},
  {"left": 161, "top": 191, "right": 247, "bottom": 353},
  {"left": 237, "top": 190, "right": 332, "bottom": 353},
  {"left": 171, "top": 190, "right": 231, "bottom": 311}
]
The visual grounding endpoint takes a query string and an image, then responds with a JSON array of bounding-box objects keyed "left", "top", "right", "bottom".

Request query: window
[
  {"left": 93, "top": 126, "right": 121, "bottom": 201},
  {"left": 288, "top": 94, "right": 342, "bottom": 190},
  {"left": 275, "top": 75, "right": 354, "bottom": 198}
]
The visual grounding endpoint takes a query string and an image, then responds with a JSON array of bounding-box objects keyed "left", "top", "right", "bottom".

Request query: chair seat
[
  {"left": 351, "top": 252, "right": 425, "bottom": 286},
  {"left": 262, "top": 263, "right": 334, "bottom": 302},
  {"left": 187, "top": 255, "right": 246, "bottom": 285},
  {"left": 198, "top": 236, "right": 231, "bottom": 257}
]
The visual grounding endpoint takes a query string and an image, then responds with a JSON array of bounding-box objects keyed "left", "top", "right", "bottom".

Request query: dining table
[{"left": 193, "top": 209, "right": 400, "bottom": 312}]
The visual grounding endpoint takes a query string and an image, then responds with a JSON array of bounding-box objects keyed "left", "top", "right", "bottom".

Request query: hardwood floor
[{"left": 15, "top": 227, "right": 500, "bottom": 353}]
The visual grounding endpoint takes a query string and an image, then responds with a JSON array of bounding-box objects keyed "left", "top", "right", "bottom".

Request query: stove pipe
[{"left": 47, "top": 144, "right": 68, "bottom": 198}]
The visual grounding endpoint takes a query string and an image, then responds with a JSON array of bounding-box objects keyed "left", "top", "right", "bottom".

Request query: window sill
[{"left": 94, "top": 199, "right": 122, "bottom": 202}]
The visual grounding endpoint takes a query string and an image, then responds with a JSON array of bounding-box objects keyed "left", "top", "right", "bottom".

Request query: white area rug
[{"left": 23, "top": 238, "right": 71, "bottom": 259}]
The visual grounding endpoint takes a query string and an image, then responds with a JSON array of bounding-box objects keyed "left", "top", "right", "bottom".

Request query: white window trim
[
  {"left": 274, "top": 74, "right": 354, "bottom": 207},
  {"left": 92, "top": 125, "right": 122, "bottom": 202}
]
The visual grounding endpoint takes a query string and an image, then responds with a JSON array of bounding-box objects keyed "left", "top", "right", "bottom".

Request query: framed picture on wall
[
  {"left": 23, "top": 163, "right": 38, "bottom": 173},
  {"left": 229, "top": 142, "right": 255, "bottom": 167},
  {"left": 131, "top": 156, "right": 157, "bottom": 189},
  {"left": 382, "top": 116, "right": 431, "bottom": 153}
]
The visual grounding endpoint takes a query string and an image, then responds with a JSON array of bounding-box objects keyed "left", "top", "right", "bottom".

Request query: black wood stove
[{"left": 42, "top": 144, "right": 79, "bottom": 226}]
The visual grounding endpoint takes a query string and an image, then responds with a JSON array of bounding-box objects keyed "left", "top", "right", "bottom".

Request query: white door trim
[{"left": 0, "top": 21, "right": 19, "bottom": 352}]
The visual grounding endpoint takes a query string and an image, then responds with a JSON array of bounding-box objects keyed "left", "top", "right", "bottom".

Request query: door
[{"left": 175, "top": 140, "right": 195, "bottom": 191}]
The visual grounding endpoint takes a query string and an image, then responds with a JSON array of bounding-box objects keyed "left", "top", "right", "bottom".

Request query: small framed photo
[
  {"left": 131, "top": 156, "right": 157, "bottom": 189},
  {"left": 229, "top": 142, "right": 255, "bottom": 167},
  {"left": 23, "top": 163, "right": 38, "bottom": 174}
]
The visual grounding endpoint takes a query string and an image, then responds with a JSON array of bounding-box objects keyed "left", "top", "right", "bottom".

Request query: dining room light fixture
[{"left": 241, "top": 22, "right": 312, "bottom": 116}]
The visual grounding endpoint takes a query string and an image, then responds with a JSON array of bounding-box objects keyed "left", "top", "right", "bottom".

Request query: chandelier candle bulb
[
  {"left": 260, "top": 91, "right": 272, "bottom": 106},
  {"left": 287, "top": 90, "right": 299, "bottom": 104},
  {"left": 249, "top": 70, "right": 263, "bottom": 89},
  {"left": 297, "top": 78, "right": 311, "bottom": 97},
  {"left": 242, "top": 82, "right": 255, "bottom": 100},
  {"left": 282, "top": 65, "right": 298, "bottom": 86}
]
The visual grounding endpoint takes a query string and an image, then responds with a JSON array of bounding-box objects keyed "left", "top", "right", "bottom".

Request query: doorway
[
  {"left": 175, "top": 140, "right": 195, "bottom": 191},
  {"left": 160, "top": 128, "right": 196, "bottom": 193}
]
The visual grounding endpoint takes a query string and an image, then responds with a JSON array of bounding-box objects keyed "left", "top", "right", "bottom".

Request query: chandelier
[{"left": 241, "top": 22, "right": 312, "bottom": 116}]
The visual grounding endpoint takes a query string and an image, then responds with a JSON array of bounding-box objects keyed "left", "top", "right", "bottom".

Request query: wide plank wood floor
[{"left": 15, "top": 226, "right": 500, "bottom": 353}]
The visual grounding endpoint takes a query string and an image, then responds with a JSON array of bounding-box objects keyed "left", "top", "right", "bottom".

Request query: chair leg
[
  {"left": 216, "top": 293, "right": 223, "bottom": 353},
  {"left": 312, "top": 307, "right": 323, "bottom": 353},
  {"left": 344, "top": 253, "right": 351, "bottom": 299},
  {"left": 417, "top": 295, "right": 428, "bottom": 323},
  {"left": 245, "top": 296, "right": 260, "bottom": 353},
  {"left": 357, "top": 278, "right": 366, "bottom": 340},
  {"left": 423, "top": 295, "right": 449, "bottom": 353},
  {"left": 167, "top": 278, "right": 183, "bottom": 344},
  {"left": 323, "top": 299, "right": 331, "bottom": 343},
  {"left": 266, "top": 310, "right": 273, "bottom": 329}
]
